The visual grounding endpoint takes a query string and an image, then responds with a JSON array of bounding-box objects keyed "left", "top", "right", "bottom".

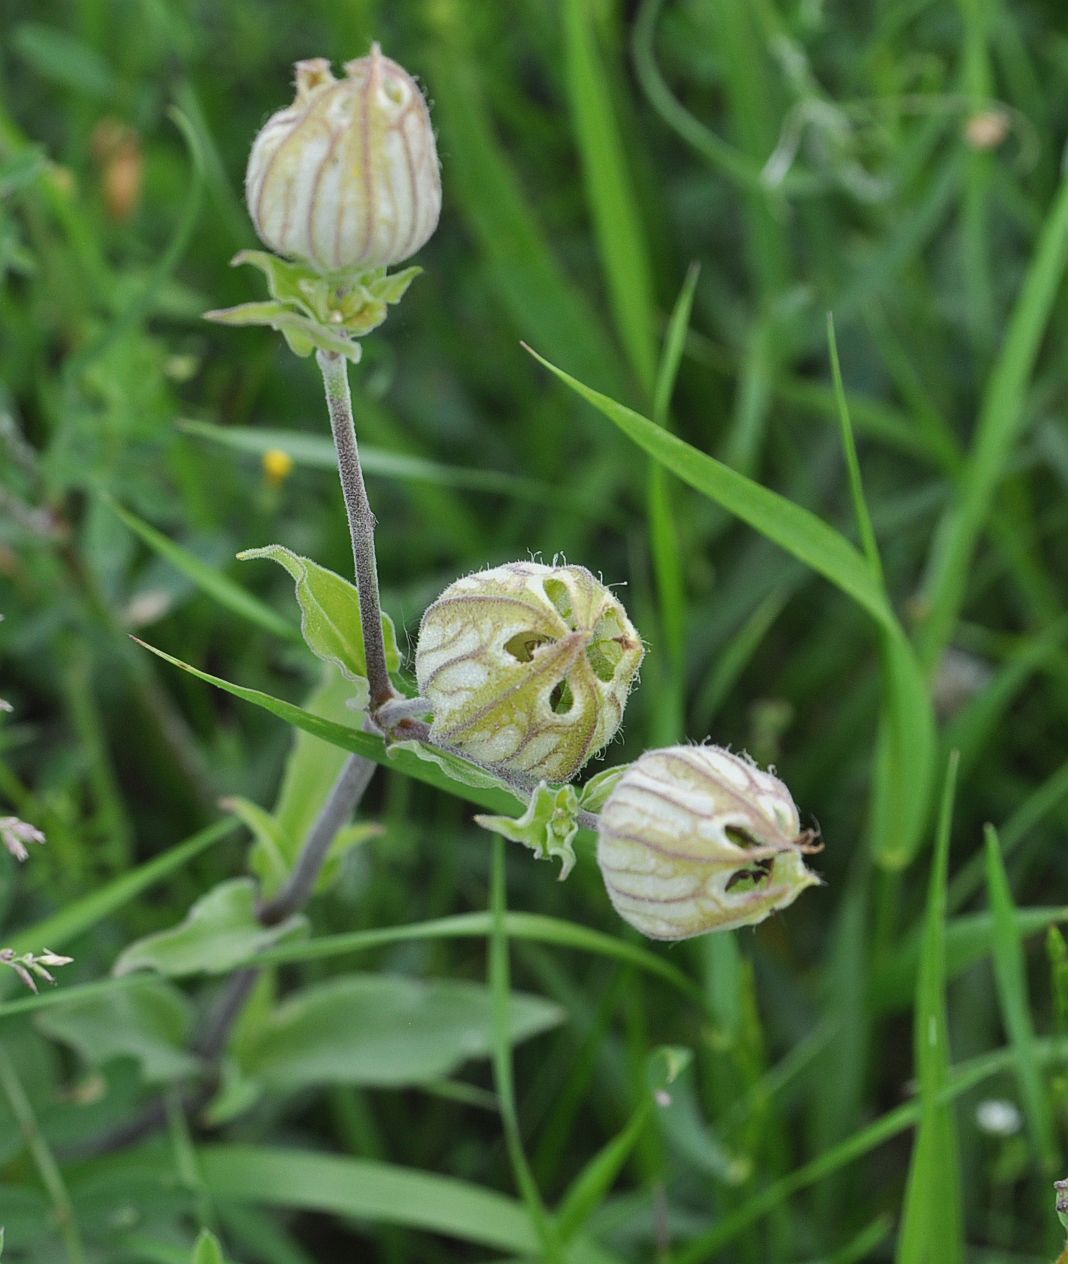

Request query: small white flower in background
[
  {"left": 416, "top": 561, "right": 644, "bottom": 783},
  {"left": 975, "top": 1098, "right": 1022, "bottom": 1137},
  {"left": 0, "top": 948, "right": 73, "bottom": 994},
  {"left": 1, "top": 816, "right": 46, "bottom": 863},
  {"left": 246, "top": 46, "right": 441, "bottom": 274},
  {"left": 596, "top": 745, "right": 821, "bottom": 941}
]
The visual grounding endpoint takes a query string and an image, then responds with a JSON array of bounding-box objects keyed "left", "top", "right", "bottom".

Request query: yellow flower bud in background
[
  {"left": 262, "top": 447, "right": 295, "bottom": 487},
  {"left": 597, "top": 746, "right": 820, "bottom": 940},
  {"left": 245, "top": 46, "right": 441, "bottom": 274},
  {"left": 416, "top": 561, "right": 644, "bottom": 783}
]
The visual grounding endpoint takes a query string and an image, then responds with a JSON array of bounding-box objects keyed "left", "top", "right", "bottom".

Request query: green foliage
[
  {"left": 237, "top": 543, "right": 401, "bottom": 692},
  {"left": 241, "top": 973, "right": 563, "bottom": 1091},
  {"left": 2, "top": 1, "right": 1067, "bottom": 1260},
  {"left": 35, "top": 979, "right": 200, "bottom": 1084},
  {"left": 113, "top": 879, "right": 304, "bottom": 977}
]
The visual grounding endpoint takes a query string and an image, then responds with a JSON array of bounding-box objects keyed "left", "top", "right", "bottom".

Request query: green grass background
[{"left": 2, "top": 0, "right": 1068, "bottom": 1260}]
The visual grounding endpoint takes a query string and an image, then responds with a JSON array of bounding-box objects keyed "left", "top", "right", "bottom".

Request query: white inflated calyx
[
  {"left": 415, "top": 561, "right": 644, "bottom": 784},
  {"left": 596, "top": 745, "right": 820, "bottom": 940},
  {"left": 246, "top": 46, "right": 441, "bottom": 273}
]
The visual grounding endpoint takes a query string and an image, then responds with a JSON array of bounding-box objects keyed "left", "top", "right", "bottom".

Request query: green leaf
[
  {"left": 191, "top": 1230, "right": 225, "bottom": 1264},
  {"left": 34, "top": 979, "right": 199, "bottom": 1084},
  {"left": 132, "top": 638, "right": 522, "bottom": 816},
  {"left": 203, "top": 302, "right": 363, "bottom": 362},
  {"left": 577, "top": 764, "right": 629, "bottom": 812},
  {"left": 267, "top": 669, "right": 378, "bottom": 894},
  {"left": 222, "top": 796, "right": 291, "bottom": 895},
  {"left": 476, "top": 781, "right": 581, "bottom": 880},
  {"left": 113, "top": 879, "right": 304, "bottom": 978},
  {"left": 199, "top": 1145, "right": 540, "bottom": 1256},
  {"left": 238, "top": 544, "right": 400, "bottom": 687},
  {"left": 107, "top": 500, "right": 298, "bottom": 644},
  {"left": 13, "top": 23, "right": 115, "bottom": 97},
  {"left": 241, "top": 975, "right": 562, "bottom": 1092}
]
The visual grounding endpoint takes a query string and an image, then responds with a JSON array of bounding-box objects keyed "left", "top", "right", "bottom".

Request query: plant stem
[
  {"left": 0, "top": 1045, "right": 86, "bottom": 1264},
  {"left": 258, "top": 754, "right": 376, "bottom": 925},
  {"left": 317, "top": 348, "right": 396, "bottom": 711}
]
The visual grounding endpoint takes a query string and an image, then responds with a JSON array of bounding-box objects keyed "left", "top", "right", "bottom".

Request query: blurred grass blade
[
  {"left": 526, "top": 343, "right": 936, "bottom": 865},
  {"left": 827, "top": 314, "right": 883, "bottom": 581},
  {"left": 983, "top": 824, "right": 1057, "bottom": 1171},
  {"left": 108, "top": 499, "right": 298, "bottom": 643},
  {"left": 488, "top": 838, "right": 561, "bottom": 1260},
  {"left": 132, "top": 640, "right": 520, "bottom": 815},
  {"left": 178, "top": 421, "right": 560, "bottom": 503},
  {"left": 426, "top": 25, "right": 621, "bottom": 392},
  {"left": 917, "top": 171, "right": 1068, "bottom": 665},
  {"left": 895, "top": 753, "right": 963, "bottom": 1264},
  {"left": 563, "top": 0, "right": 658, "bottom": 390},
  {"left": 196, "top": 1146, "right": 620, "bottom": 1263},
  {"left": 525, "top": 345, "right": 886, "bottom": 622},
  {"left": 254, "top": 911, "right": 701, "bottom": 1006}
]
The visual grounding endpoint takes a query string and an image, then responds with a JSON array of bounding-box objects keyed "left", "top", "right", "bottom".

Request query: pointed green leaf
[
  {"left": 191, "top": 1229, "right": 225, "bottom": 1264},
  {"left": 113, "top": 879, "right": 305, "bottom": 978},
  {"left": 238, "top": 545, "right": 399, "bottom": 690}
]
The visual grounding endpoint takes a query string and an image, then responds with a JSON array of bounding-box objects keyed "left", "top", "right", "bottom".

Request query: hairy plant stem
[
  {"left": 0, "top": 1044, "right": 87, "bottom": 1264},
  {"left": 317, "top": 348, "right": 396, "bottom": 711}
]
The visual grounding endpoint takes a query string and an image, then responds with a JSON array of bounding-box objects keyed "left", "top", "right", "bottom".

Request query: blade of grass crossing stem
[
  {"left": 647, "top": 264, "right": 700, "bottom": 742},
  {"left": 983, "top": 824, "right": 1057, "bottom": 1172},
  {"left": 254, "top": 911, "right": 702, "bottom": 1006},
  {"left": 563, "top": 0, "right": 658, "bottom": 391},
  {"left": 107, "top": 499, "right": 298, "bottom": 644},
  {"left": 526, "top": 346, "right": 936, "bottom": 866},
  {"left": 895, "top": 753, "right": 963, "bottom": 1264},
  {"left": 132, "top": 639, "right": 522, "bottom": 816},
  {"left": 918, "top": 172, "right": 1068, "bottom": 666},
  {"left": 489, "top": 837, "right": 563, "bottom": 1262}
]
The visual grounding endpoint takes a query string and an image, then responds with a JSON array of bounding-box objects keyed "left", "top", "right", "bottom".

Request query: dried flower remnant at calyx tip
[
  {"left": 596, "top": 745, "right": 821, "bottom": 941},
  {"left": 415, "top": 561, "right": 644, "bottom": 784},
  {"left": 245, "top": 46, "right": 441, "bottom": 274}
]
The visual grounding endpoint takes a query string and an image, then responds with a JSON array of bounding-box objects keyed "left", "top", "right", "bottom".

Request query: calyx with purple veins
[
  {"left": 596, "top": 745, "right": 821, "bottom": 940},
  {"left": 415, "top": 561, "right": 644, "bottom": 784}
]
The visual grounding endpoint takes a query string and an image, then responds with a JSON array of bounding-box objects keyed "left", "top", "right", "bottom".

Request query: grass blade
[
  {"left": 895, "top": 753, "right": 963, "bottom": 1264},
  {"left": 918, "top": 172, "right": 1068, "bottom": 665},
  {"left": 108, "top": 499, "right": 298, "bottom": 643},
  {"left": 526, "top": 343, "right": 936, "bottom": 865},
  {"left": 983, "top": 824, "right": 1057, "bottom": 1172}
]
